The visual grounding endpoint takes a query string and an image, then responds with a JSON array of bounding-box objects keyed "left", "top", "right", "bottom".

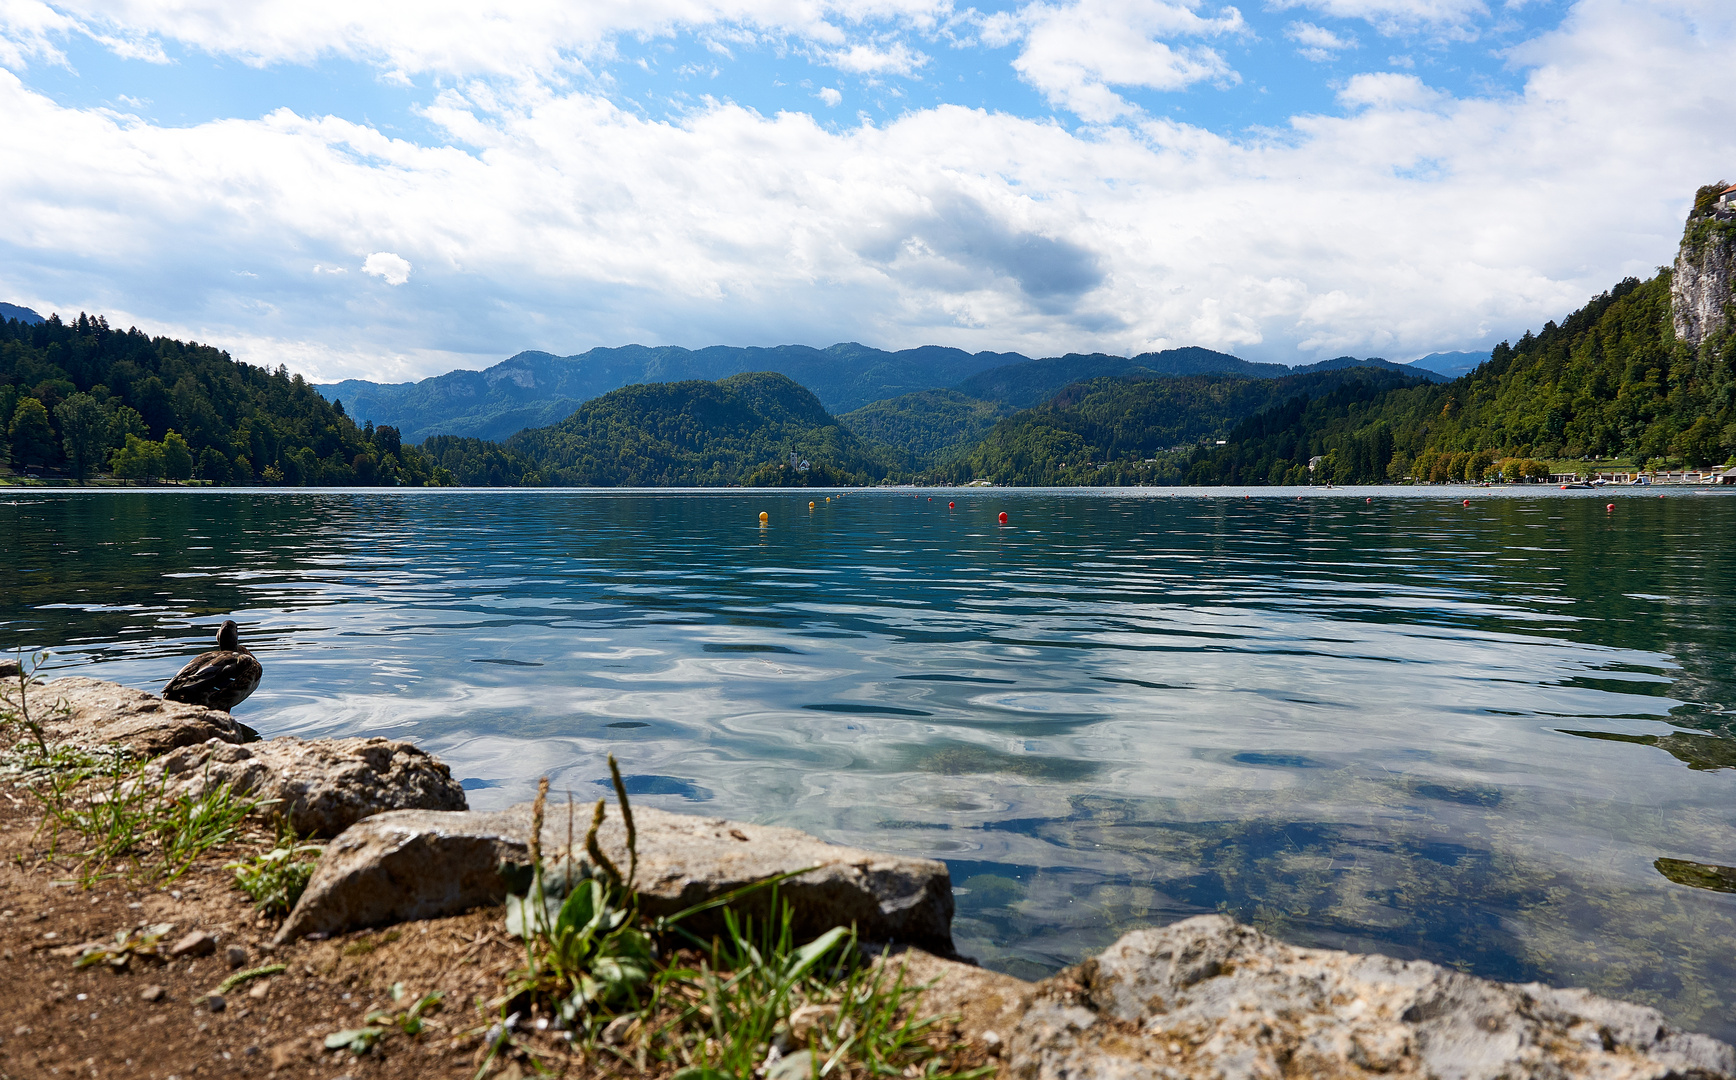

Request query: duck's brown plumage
[{"left": 164, "top": 620, "right": 262, "bottom": 713}]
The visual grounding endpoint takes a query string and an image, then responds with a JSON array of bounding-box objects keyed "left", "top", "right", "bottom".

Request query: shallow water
[{"left": 5, "top": 487, "right": 1736, "bottom": 1037}]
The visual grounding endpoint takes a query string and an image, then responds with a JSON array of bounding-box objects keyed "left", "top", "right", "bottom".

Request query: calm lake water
[{"left": 5, "top": 487, "right": 1736, "bottom": 1037}]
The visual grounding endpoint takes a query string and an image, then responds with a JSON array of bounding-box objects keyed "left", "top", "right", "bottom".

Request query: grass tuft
[
  {"left": 492, "top": 755, "right": 987, "bottom": 1080},
  {"left": 229, "top": 824, "right": 324, "bottom": 916}
]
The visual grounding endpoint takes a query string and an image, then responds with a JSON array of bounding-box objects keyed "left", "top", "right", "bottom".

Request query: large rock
[
  {"left": 1009, "top": 915, "right": 1735, "bottom": 1080},
  {"left": 16, "top": 676, "right": 254, "bottom": 757},
  {"left": 141, "top": 736, "right": 467, "bottom": 837},
  {"left": 277, "top": 802, "right": 955, "bottom": 954}
]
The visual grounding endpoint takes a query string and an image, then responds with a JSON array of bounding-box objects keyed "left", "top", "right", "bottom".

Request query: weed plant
[
  {"left": 0, "top": 650, "right": 60, "bottom": 756},
  {"left": 495, "top": 756, "right": 989, "bottom": 1080},
  {"left": 228, "top": 823, "right": 324, "bottom": 915}
]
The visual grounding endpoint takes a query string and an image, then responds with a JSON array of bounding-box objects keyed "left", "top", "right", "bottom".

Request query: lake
[{"left": 4, "top": 487, "right": 1736, "bottom": 1038}]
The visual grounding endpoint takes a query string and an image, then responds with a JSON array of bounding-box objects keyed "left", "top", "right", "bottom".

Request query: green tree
[
  {"left": 54, "top": 393, "right": 107, "bottom": 481},
  {"left": 110, "top": 434, "right": 164, "bottom": 484},
  {"left": 108, "top": 404, "right": 147, "bottom": 446},
  {"left": 8, "top": 396, "right": 56, "bottom": 469},
  {"left": 161, "top": 430, "right": 194, "bottom": 482},
  {"left": 197, "top": 447, "right": 231, "bottom": 484}
]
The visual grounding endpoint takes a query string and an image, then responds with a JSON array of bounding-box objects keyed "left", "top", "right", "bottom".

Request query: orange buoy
[
  {"left": 809, "top": 501, "right": 815, "bottom": 510},
  {"left": 998, "top": 511, "right": 1008, "bottom": 524},
  {"left": 759, "top": 511, "right": 769, "bottom": 523}
]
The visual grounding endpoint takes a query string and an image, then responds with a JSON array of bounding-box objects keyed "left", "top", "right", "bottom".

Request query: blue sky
[{"left": 0, "top": 0, "right": 1730, "bottom": 382}]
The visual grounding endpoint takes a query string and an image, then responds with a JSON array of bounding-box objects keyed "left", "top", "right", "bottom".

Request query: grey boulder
[
  {"left": 24, "top": 677, "right": 254, "bottom": 757},
  {"left": 1009, "top": 914, "right": 1735, "bottom": 1080},
  {"left": 277, "top": 802, "right": 954, "bottom": 954},
  {"left": 141, "top": 736, "right": 467, "bottom": 837}
]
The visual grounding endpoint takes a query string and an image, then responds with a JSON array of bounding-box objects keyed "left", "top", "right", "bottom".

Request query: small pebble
[
  {"left": 225, "top": 944, "right": 248, "bottom": 970},
  {"left": 140, "top": 985, "right": 165, "bottom": 1003},
  {"left": 249, "top": 981, "right": 270, "bottom": 1000},
  {"left": 169, "top": 930, "right": 216, "bottom": 958},
  {"left": 206, "top": 994, "right": 227, "bottom": 1013}
]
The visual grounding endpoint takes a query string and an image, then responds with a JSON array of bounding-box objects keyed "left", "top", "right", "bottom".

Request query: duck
[{"left": 164, "top": 620, "right": 262, "bottom": 713}]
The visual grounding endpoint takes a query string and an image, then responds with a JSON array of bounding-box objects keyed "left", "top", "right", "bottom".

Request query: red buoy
[
  {"left": 948, "top": 501, "right": 955, "bottom": 508},
  {"left": 1607, "top": 503, "right": 1615, "bottom": 512},
  {"left": 1462, "top": 499, "right": 1470, "bottom": 507},
  {"left": 1365, "top": 497, "right": 1372, "bottom": 503},
  {"left": 998, "top": 511, "right": 1009, "bottom": 524}
]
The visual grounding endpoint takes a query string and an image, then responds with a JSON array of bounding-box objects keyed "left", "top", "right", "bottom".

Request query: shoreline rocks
[
  {"left": 276, "top": 802, "right": 955, "bottom": 954},
  {"left": 142, "top": 735, "right": 467, "bottom": 837},
  {"left": 1009, "top": 915, "right": 1736, "bottom": 1080},
  {"left": 26, "top": 676, "right": 257, "bottom": 755}
]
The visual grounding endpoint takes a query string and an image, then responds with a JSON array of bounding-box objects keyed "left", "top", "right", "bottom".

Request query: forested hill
[
  {"left": 321, "top": 343, "right": 1027, "bottom": 442},
  {"left": 838, "top": 390, "right": 1015, "bottom": 467},
  {"left": 503, "top": 372, "right": 895, "bottom": 486},
  {"left": 942, "top": 367, "right": 1429, "bottom": 486},
  {"left": 1, "top": 312, "right": 444, "bottom": 485},
  {"left": 1187, "top": 267, "right": 1736, "bottom": 485},
  {"left": 950, "top": 347, "right": 1288, "bottom": 409}
]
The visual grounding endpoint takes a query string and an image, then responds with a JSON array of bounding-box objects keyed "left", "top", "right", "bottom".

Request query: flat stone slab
[
  {"left": 141, "top": 736, "right": 468, "bottom": 837},
  {"left": 1009, "top": 915, "right": 1736, "bottom": 1080},
  {"left": 23, "top": 677, "right": 254, "bottom": 757},
  {"left": 277, "top": 802, "right": 954, "bottom": 954}
]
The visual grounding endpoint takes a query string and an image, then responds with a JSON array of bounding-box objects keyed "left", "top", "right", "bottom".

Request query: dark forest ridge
[{"left": 316, "top": 342, "right": 1454, "bottom": 444}]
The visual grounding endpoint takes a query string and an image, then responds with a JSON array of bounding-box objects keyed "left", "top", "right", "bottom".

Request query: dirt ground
[
  {"left": 0, "top": 789, "right": 622, "bottom": 1080},
  {"left": 0, "top": 785, "right": 1001, "bottom": 1080}
]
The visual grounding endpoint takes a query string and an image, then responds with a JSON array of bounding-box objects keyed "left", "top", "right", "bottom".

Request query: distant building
[{"left": 1719, "top": 185, "right": 1736, "bottom": 213}]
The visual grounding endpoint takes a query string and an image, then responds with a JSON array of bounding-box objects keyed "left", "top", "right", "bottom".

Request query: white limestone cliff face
[{"left": 1672, "top": 212, "right": 1736, "bottom": 348}]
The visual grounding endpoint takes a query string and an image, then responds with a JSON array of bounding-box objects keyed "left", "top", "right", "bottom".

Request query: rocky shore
[{"left": 4, "top": 674, "right": 1734, "bottom": 1079}]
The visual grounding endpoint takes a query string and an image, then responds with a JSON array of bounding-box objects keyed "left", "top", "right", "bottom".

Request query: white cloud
[
  {"left": 818, "top": 86, "right": 843, "bottom": 105},
  {"left": 9, "top": 0, "right": 957, "bottom": 79},
  {"left": 820, "top": 40, "right": 929, "bottom": 75},
  {"left": 992, "top": 0, "right": 1247, "bottom": 121},
  {"left": 1336, "top": 70, "right": 1447, "bottom": 108},
  {"left": 1285, "top": 20, "right": 1357, "bottom": 60},
  {"left": 0, "top": 0, "right": 80, "bottom": 67},
  {"left": 1266, "top": 0, "right": 1488, "bottom": 37},
  {"left": 0, "top": 0, "right": 1731, "bottom": 383},
  {"left": 362, "top": 252, "right": 411, "bottom": 285}
]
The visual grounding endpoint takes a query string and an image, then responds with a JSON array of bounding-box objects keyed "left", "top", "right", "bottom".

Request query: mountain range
[{"left": 318, "top": 342, "right": 1450, "bottom": 445}]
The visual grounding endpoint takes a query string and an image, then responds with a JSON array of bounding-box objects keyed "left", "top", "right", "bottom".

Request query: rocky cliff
[{"left": 1672, "top": 180, "right": 1736, "bottom": 347}]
